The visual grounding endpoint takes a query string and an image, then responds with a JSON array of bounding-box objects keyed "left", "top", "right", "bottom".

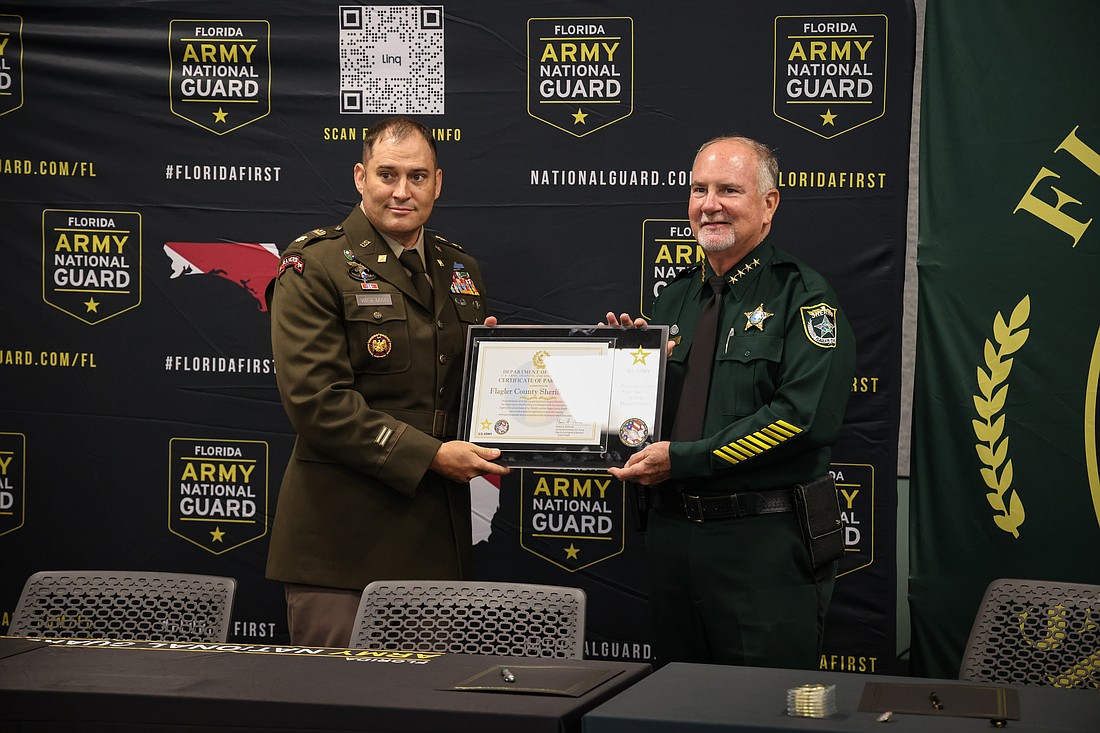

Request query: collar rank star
[{"left": 744, "top": 303, "right": 773, "bottom": 331}]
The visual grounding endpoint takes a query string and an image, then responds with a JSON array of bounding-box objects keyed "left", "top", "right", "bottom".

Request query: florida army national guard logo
[
  {"left": 169, "top": 20, "right": 271, "bottom": 134},
  {"left": 801, "top": 302, "right": 839, "bottom": 348},
  {"left": 0, "top": 432, "right": 26, "bottom": 538},
  {"left": 169, "top": 438, "right": 268, "bottom": 555},
  {"left": 639, "top": 219, "right": 703, "bottom": 320},
  {"left": 0, "top": 15, "right": 24, "bottom": 117},
  {"left": 43, "top": 209, "right": 141, "bottom": 325},
  {"left": 831, "top": 463, "right": 875, "bottom": 578},
  {"left": 773, "top": 15, "right": 887, "bottom": 139},
  {"left": 520, "top": 471, "right": 626, "bottom": 572},
  {"left": 528, "top": 17, "right": 633, "bottom": 138}
]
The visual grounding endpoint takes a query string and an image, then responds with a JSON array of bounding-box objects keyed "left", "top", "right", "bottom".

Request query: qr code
[{"left": 339, "top": 5, "right": 445, "bottom": 115}]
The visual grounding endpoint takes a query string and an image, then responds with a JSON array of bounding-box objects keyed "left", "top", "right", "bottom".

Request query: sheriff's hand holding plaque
[{"left": 458, "top": 324, "right": 668, "bottom": 468}]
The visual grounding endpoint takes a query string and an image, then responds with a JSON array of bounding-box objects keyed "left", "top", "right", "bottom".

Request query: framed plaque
[{"left": 458, "top": 325, "right": 668, "bottom": 468}]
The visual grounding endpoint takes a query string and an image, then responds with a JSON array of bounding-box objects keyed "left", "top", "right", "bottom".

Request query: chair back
[
  {"left": 350, "top": 579, "right": 586, "bottom": 658},
  {"left": 9, "top": 570, "right": 236, "bottom": 642},
  {"left": 959, "top": 577, "right": 1100, "bottom": 688}
]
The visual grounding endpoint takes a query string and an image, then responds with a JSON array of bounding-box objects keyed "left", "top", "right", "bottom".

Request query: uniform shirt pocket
[
  {"left": 344, "top": 291, "right": 412, "bottom": 374},
  {"left": 715, "top": 333, "right": 783, "bottom": 417},
  {"left": 449, "top": 294, "right": 485, "bottom": 324}
]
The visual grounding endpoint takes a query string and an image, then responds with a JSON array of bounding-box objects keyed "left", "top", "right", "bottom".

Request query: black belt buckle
[
  {"left": 681, "top": 492, "right": 753, "bottom": 522},
  {"left": 681, "top": 493, "right": 703, "bottom": 522}
]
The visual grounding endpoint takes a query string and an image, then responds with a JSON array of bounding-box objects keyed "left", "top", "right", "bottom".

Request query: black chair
[
  {"left": 350, "top": 579, "right": 586, "bottom": 658},
  {"left": 959, "top": 577, "right": 1100, "bottom": 688},
  {"left": 9, "top": 570, "right": 236, "bottom": 642}
]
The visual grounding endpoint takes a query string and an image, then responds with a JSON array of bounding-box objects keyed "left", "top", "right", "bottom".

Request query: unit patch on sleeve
[
  {"left": 800, "top": 303, "right": 838, "bottom": 348},
  {"left": 279, "top": 254, "right": 304, "bottom": 277}
]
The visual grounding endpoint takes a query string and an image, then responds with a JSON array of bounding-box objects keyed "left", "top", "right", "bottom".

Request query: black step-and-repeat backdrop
[{"left": 0, "top": 0, "right": 913, "bottom": 672}]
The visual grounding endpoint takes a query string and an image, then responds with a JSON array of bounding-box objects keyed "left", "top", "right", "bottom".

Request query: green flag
[{"left": 911, "top": 0, "right": 1100, "bottom": 678}]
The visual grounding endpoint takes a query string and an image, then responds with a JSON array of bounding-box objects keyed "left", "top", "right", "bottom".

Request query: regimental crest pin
[
  {"left": 800, "top": 303, "right": 839, "bottom": 348},
  {"left": 367, "top": 333, "right": 392, "bottom": 358}
]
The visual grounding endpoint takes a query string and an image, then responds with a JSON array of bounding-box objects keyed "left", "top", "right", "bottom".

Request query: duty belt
[{"left": 657, "top": 485, "right": 794, "bottom": 523}]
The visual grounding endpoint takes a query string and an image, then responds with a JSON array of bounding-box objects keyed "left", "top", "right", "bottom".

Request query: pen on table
[
  {"left": 501, "top": 667, "right": 515, "bottom": 683},
  {"left": 929, "top": 691, "right": 943, "bottom": 710}
]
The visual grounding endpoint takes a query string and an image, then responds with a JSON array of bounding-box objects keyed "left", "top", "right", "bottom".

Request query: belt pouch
[{"left": 793, "top": 474, "right": 844, "bottom": 570}]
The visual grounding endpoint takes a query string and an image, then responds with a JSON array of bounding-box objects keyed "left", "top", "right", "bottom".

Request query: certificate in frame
[{"left": 457, "top": 325, "right": 668, "bottom": 468}]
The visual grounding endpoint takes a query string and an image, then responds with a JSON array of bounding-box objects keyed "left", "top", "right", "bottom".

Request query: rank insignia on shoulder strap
[
  {"left": 292, "top": 226, "right": 342, "bottom": 245},
  {"left": 800, "top": 303, "right": 838, "bottom": 348}
]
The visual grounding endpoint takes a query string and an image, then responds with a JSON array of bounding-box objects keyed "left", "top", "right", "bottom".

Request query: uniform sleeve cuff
[
  {"left": 668, "top": 439, "right": 712, "bottom": 480},
  {"left": 377, "top": 426, "right": 441, "bottom": 496}
]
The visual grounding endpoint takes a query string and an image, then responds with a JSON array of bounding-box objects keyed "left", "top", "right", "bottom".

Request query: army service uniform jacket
[
  {"left": 653, "top": 240, "right": 855, "bottom": 493},
  {"left": 266, "top": 206, "right": 488, "bottom": 590}
]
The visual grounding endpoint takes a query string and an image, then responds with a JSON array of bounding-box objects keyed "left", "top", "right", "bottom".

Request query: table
[
  {"left": 582, "top": 663, "right": 1100, "bottom": 732},
  {"left": 0, "top": 636, "right": 650, "bottom": 732}
]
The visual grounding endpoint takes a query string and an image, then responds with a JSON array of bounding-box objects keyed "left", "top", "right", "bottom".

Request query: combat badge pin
[{"left": 347, "top": 264, "right": 376, "bottom": 282}]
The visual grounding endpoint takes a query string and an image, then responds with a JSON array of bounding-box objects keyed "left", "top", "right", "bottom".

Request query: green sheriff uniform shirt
[
  {"left": 265, "top": 206, "right": 488, "bottom": 590},
  {"left": 653, "top": 240, "right": 855, "bottom": 492}
]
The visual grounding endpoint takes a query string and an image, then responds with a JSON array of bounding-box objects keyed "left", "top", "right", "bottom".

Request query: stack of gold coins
[{"left": 785, "top": 683, "right": 837, "bottom": 718}]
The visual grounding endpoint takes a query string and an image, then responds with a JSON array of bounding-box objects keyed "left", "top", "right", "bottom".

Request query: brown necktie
[
  {"left": 399, "top": 248, "right": 433, "bottom": 307},
  {"left": 671, "top": 275, "right": 728, "bottom": 441}
]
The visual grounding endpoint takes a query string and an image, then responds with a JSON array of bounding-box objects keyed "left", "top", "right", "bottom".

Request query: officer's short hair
[
  {"left": 695, "top": 136, "right": 778, "bottom": 194},
  {"left": 362, "top": 117, "right": 438, "bottom": 168}
]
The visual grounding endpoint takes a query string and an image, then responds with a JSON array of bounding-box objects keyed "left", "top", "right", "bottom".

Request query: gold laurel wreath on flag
[{"left": 972, "top": 295, "right": 1030, "bottom": 538}]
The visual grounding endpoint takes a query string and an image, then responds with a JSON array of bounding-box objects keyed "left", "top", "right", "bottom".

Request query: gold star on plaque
[
  {"left": 572, "top": 108, "right": 588, "bottom": 124},
  {"left": 84, "top": 297, "right": 100, "bottom": 313},
  {"left": 213, "top": 107, "right": 229, "bottom": 123},
  {"left": 820, "top": 109, "right": 837, "bottom": 126},
  {"left": 565, "top": 544, "right": 580, "bottom": 559},
  {"left": 211, "top": 526, "right": 225, "bottom": 542},
  {"left": 480, "top": 419, "right": 492, "bottom": 432},
  {"left": 630, "top": 346, "right": 650, "bottom": 365},
  {"left": 744, "top": 303, "right": 774, "bottom": 331}
]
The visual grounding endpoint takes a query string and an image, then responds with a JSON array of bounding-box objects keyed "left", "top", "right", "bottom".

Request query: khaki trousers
[{"left": 285, "top": 583, "right": 362, "bottom": 648}]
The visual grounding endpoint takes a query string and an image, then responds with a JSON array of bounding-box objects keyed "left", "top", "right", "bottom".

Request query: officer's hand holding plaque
[{"left": 458, "top": 325, "right": 668, "bottom": 468}]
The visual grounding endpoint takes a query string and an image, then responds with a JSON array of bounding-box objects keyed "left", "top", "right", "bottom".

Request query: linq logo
[
  {"left": 520, "top": 470, "right": 625, "bottom": 571},
  {"left": 0, "top": 14, "right": 24, "bottom": 117},
  {"left": 169, "top": 19, "right": 271, "bottom": 134},
  {"left": 773, "top": 15, "right": 888, "bottom": 139},
  {"left": 164, "top": 241, "right": 280, "bottom": 312},
  {"left": 528, "top": 17, "right": 633, "bottom": 138},
  {"left": 42, "top": 209, "right": 141, "bottom": 325},
  {"left": 0, "top": 432, "right": 26, "bottom": 538},
  {"left": 168, "top": 438, "right": 268, "bottom": 555}
]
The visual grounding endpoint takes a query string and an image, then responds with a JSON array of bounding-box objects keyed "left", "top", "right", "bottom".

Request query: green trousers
[{"left": 646, "top": 507, "right": 835, "bottom": 668}]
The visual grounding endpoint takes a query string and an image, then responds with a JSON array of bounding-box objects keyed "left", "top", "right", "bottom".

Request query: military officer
[
  {"left": 266, "top": 117, "right": 509, "bottom": 647},
  {"left": 608, "top": 136, "right": 855, "bottom": 668}
]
